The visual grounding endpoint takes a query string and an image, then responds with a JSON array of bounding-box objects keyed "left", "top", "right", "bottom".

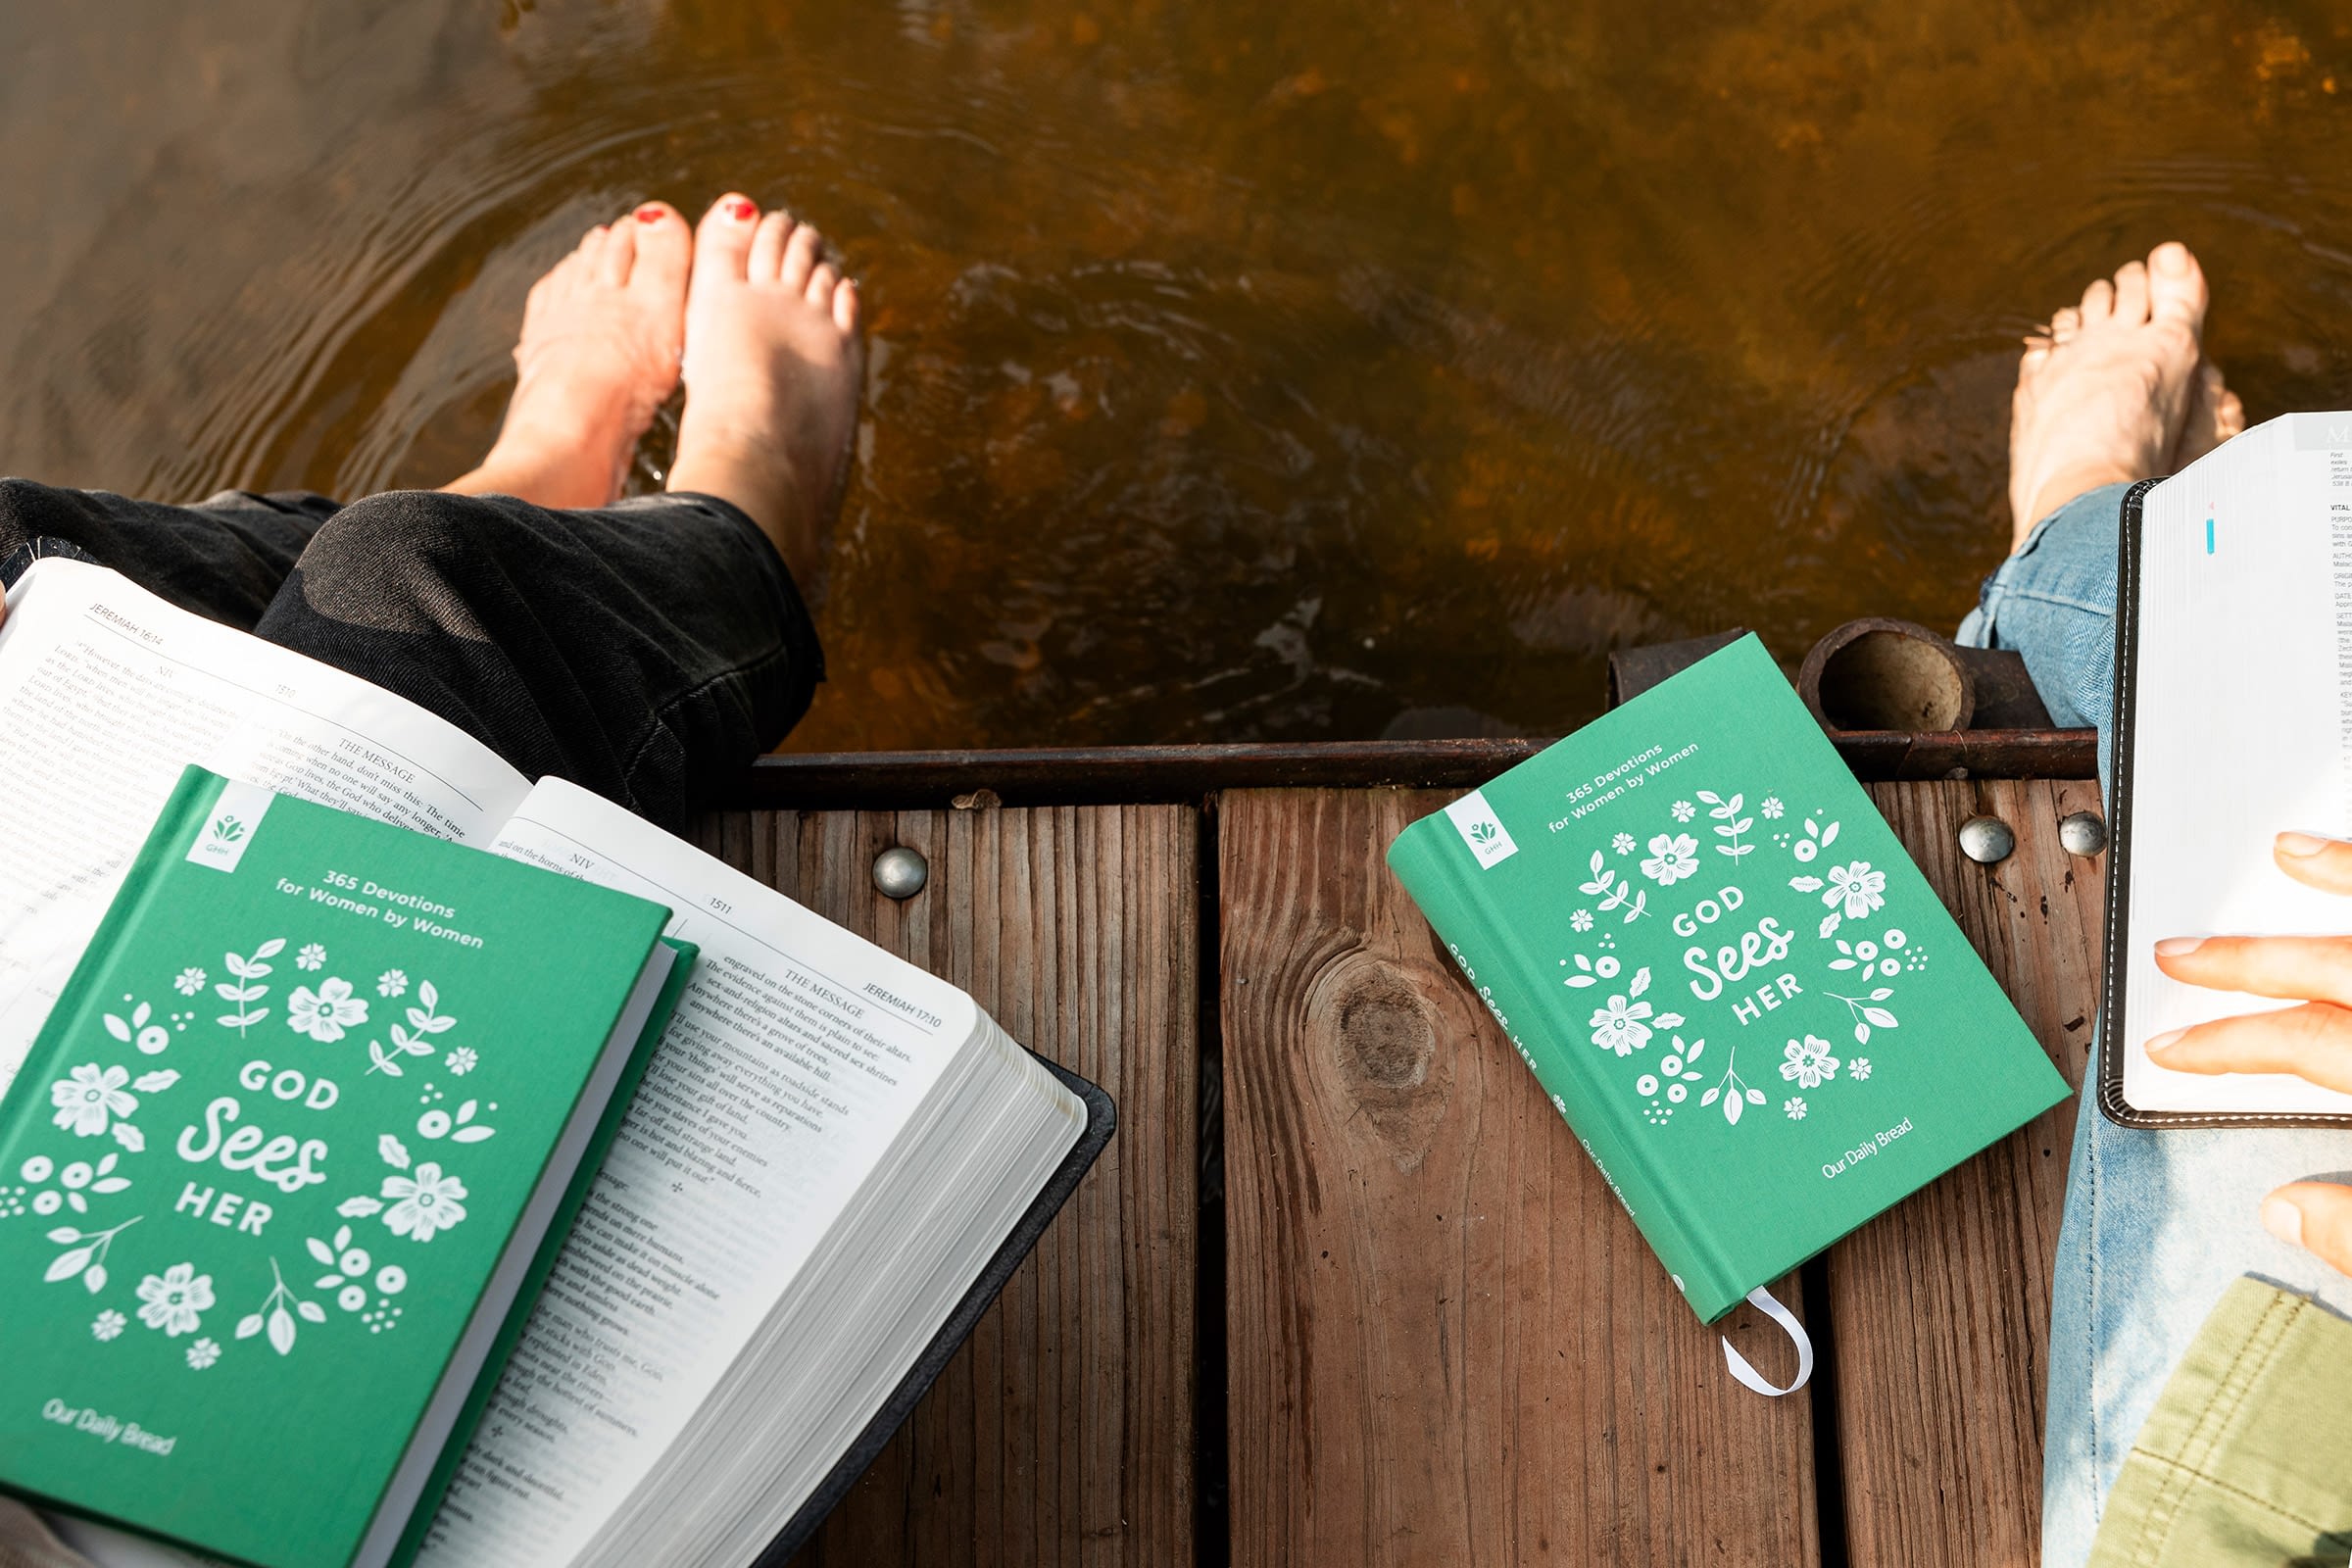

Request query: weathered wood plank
[
  {"left": 684, "top": 806, "right": 1198, "bottom": 1567},
  {"left": 1221, "top": 788, "right": 1820, "bottom": 1568},
  {"left": 1828, "top": 779, "right": 2104, "bottom": 1565}
]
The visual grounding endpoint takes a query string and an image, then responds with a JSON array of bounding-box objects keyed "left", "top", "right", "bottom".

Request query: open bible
[{"left": 0, "top": 556, "right": 1108, "bottom": 1567}]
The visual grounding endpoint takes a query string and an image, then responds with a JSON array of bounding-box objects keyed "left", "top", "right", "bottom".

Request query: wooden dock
[{"left": 716, "top": 762, "right": 2103, "bottom": 1567}]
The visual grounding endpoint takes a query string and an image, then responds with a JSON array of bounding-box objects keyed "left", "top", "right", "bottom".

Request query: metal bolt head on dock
[
  {"left": 873, "top": 846, "right": 929, "bottom": 899},
  {"left": 2058, "top": 810, "right": 2108, "bottom": 858},
  {"left": 1957, "top": 815, "right": 2015, "bottom": 865}
]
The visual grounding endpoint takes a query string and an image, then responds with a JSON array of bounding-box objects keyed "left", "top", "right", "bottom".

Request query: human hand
[{"left": 2146, "top": 831, "right": 2352, "bottom": 1275}]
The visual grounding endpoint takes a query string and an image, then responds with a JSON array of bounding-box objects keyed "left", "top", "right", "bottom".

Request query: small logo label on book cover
[
  {"left": 185, "top": 780, "right": 274, "bottom": 874},
  {"left": 1445, "top": 790, "right": 1518, "bottom": 868}
]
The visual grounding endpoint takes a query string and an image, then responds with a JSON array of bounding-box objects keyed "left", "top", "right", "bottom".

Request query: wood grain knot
[{"left": 1307, "top": 953, "right": 1451, "bottom": 1171}]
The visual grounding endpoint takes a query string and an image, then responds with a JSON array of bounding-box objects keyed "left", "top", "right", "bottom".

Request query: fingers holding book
[{"left": 2261, "top": 1181, "right": 2352, "bottom": 1280}]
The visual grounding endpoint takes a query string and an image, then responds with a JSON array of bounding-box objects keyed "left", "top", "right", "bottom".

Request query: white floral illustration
[
  {"left": 1697, "top": 790, "right": 1755, "bottom": 868},
  {"left": 1824, "top": 861, "right": 1887, "bottom": 919},
  {"left": 1786, "top": 1097, "right": 1808, "bottom": 1120},
  {"left": 135, "top": 1262, "right": 215, "bottom": 1337},
  {"left": 1611, "top": 832, "right": 1637, "bottom": 855},
  {"left": 234, "top": 1259, "right": 326, "bottom": 1354},
  {"left": 377, "top": 969, "right": 409, "bottom": 999},
  {"left": 1587, "top": 963, "right": 1661, "bottom": 1057},
  {"left": 1700, "top": 1044, "right": 1768, "bottom": 1126},
  {"left": 1851, "top": 1057, "right": 1873, "bottom": 1081},
  {"left": 92, "top": 1308, "right": 126, "bottom": 1342},
  {"left": 382, "top": 1161, "right": 469, "bottom": 1243},
  {"left": 445, "top": 1046, "right": 478, "bottom": 1075},
  {"left": 51, "top": 1064, "right": 135, "bottom": 1138},
  {"left": 10, "top": 1152, "right": 131, "bottom": 1217},
  {"left": 416, "top": 1099, "right": 497, "bottom": 1145},
  {"left": 368, "top": 980, "right": 455, "bottom": 1077},
  {"left": 296, "top": 943, "right": 327, "bottom": 972},
  {"left": 42, "top": 1215, "right": 137, "bottom": 1292},
  {"left": 1671, "top": 800, "right": 1696, "bottom": 822},
  {"left": 287, "top": 978, "right": 368, "bottom": 1044},
  {"left": 1790, "top": 813, "right": 1840, "bottom": 864},
  {"left": 216, "top": 939, "right": 285, "bottom": 1036},
  {"left": 1761, "top": 797, "right": 1785, "bottom": 819},
  {"left": 309, "top": 1225, "right": 380, "bottom": 1310},
  {"left": 186, "top": 1337, "right": 221, "bottom": 1370},
  {"left": 1575, "top": 851, "right": 1649, "bottom": 923},
  {"left": 102, "top": 1001, "right": 170, "bottom": 1055},
  {"left": 1640, "top": 832, "right": 1700, "bottom": 886},
  {"left": 1779, "top": 1034, "right": 1840, "bottom": 1090},
  {"left": 172, "top": 967, "right": 208, "bottom": 997},
  {"left": 1568, "top": 909, "right": 1593, "bottom": 933}
]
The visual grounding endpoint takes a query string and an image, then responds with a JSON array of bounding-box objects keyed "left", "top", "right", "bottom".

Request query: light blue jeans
[{"left": 1958, "top": 483, "right": 2352, "bottom": 1568}]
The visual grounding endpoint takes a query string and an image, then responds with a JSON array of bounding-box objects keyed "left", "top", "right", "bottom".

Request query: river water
[{"left": 4, "top": 0, "right": 2348, "bottom": 748}]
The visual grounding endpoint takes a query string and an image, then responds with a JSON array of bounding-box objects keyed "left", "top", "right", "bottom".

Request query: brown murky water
[{"left": 5, "top": 1, "right": 2350, "bottom": 749}]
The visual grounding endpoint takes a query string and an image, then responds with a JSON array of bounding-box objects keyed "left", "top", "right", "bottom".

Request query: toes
[
  {"left": 749, "top": 211, "right": 797, "bottom": 281},
  {"left": 694, "top": 193, "right": 760, "bottom": 288},
  {"left": 2112, "top": 260, "right": 2151, "bottom": 325},
  {"left": 2146, "top": 240, "right": 2209, "bottom": 336},
  {"left": 834, "top": 278, "right": 860, "bottom": 334},
  {"left": 780, "top": 223, "right": 823, "bottom": 292},
  {"left": 2079, "top": 277, "right": 2116, "bottom": 324},
  {"left": 627, "top": 202, "right": 692, "bottom": 297},
  {"left": 2050, "top": 306, "right": 2082, "bottom": 344},
  {"left": 598, "top": 218, "right": 638, "bottom": 287},
  {"left": 574, "top": 222, "right": 609, "bottom": 261},
  {"left": 806, "top": 262, "right": 841, "bottom": 309},
  {"left": 2217, "top": 386, "right": 2247, "bottom": 439}
]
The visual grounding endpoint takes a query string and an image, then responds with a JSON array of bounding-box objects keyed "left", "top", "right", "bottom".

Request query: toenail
[
  {"left": 2156, "top": 243, "right": 2188, "bottom": 273},
  {"left": 726, "top": 199, "right": 757, "bottom": 221},
  {"left": 634, "top": 205, "right": 666, "bottom": 223}
]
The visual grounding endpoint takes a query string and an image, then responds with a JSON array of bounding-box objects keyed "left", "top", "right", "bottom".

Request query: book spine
[
  {"left": 0, "top": 766, "right": 216, "bottom": 1154},
  {"left": 1386, "top": 823, "right": 1739, "bottom": 1319}
]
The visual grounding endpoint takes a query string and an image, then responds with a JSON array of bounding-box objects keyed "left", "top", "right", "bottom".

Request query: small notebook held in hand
[
  {"left": 2103, "top": 411, "right": 2352, "bottom": 1126},
  {"left": 0, "top": 765, "right": 688, "bottom": 1568},
  {"left": 1387, "top": 637, "right": 2070, "bottom": 1322}
]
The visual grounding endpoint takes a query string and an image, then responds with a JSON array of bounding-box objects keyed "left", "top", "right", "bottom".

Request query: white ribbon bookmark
[{"left": 1721, "top": 1285, "right": 1814, "bottom": 1396}]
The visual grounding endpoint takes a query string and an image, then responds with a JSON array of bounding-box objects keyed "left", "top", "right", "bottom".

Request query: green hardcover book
[
  {"left": 0, "top": 765, "right": 689, "bottom": 1568},
  {"left": 1386, "top": 636, "right": 2070, "bottom": 1323}
]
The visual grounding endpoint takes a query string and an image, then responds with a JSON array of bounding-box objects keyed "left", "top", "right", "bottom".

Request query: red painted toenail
[
  {"left": 726, "top": 199, "right": 757, "bottom": 221},
  {"left": 634, "top": 205, "right": 665, "bottom": 223}
]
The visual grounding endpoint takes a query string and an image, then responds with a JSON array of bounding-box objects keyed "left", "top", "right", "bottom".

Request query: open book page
[
  {"left": 0, "top": 559, "right": 531, "bottom": 1091},
  {"left": 417, "top": 777, "right": 980, "bottom": 1567},
  {"left": 2124, "top": 411, "right": 2352, "bottom": 1114}
]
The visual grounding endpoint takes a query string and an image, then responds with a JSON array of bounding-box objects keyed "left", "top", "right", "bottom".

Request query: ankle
[
  {"left": 668, "top": 434, "right": 822, "bottom": 582},
  {"left": 2015, "top": 460, "right": 2142, "bottom": 551}
]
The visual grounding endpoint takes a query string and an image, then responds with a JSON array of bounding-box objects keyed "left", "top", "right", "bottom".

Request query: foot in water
[
  {"left": 447, "top": 203, "right": 693, "bottom": 510},
  {"left": 2006, "top": 241, "right": 2244, "bottom": 553},
  {"left": 667, "top": 193, "right": 864, "bottom": 590}
]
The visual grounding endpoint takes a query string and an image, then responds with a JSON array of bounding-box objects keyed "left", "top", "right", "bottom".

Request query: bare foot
[
  {"left": 2170, "top": 359, "right": 2248, "bottom": 470},
  {"left": 667, "top": 194, "right": 863, "bottom": 588},
  {"left": 2007, "top": 242, "right": 2209, "bottom": 552},
  {"left": 445, "top": 203, "right": 692, "bottom": 510}
]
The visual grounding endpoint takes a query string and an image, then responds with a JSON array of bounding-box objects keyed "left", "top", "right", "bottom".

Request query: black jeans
[{"left": 0, "top": 482, "right": 822, "bottom": 829}]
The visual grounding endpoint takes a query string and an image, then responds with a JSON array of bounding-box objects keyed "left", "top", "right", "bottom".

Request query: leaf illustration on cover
[
  {"left": 1863, "top": 1008, "right": 1897, "bottom": 1028},
  {"left": 44, "top": 1246, "right": 94, "bottom": 1283},
  {"left": 448, "top": 1100, "right": 496, "bottom": 1144},
  {"left": 1629, "top": 966, "right": 1651, "bottom": 1000},
  {"left": 1745, "top": 1088, "right": 1765, "bottom": 1103},
  {"left": 378, "top": 1134, "right": 411, "bottom": 1170},
  {"left": 269, "top": 1306, "right": 295, "bottom": 1355},
  {"left": 1653, "top": 1011, "right": 1686, "bottom": 1029},
  {"left": 1701, "top": 1086, "right": 1721, "bottom": 1106},
  {"left": 1789, "top": 876, "right": 1824, "bottom": 893},
  {"left": 235, "top": 1314, "right": 264, "bottom": 1340},
  {"left": 1818, "top": 911, "right": 1841, "bottom": 940},
  {"left": 111, "top": 1123, "right": 145, "bottom": 1154},
  {"left": 131, "top": 1069, "right": 179, "bottom": 1094},
  {"left": 306, "top": 1236, "right": 337, "bottom": 1267},
  {"left": 83, "top": 1263, "right": 106, "bottom": 1294},
  {"left": 336, "top": 1196, "right": 383, "bottom": 1218},
  {"left": 296, "top": 1301, "right": 326, "bottom": 1324},
  {"left": 1724, "top": 1093, "right": 1742, "bottom": 1125}
]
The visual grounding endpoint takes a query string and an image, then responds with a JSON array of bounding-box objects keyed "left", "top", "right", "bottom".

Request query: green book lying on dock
[
  {"left": 1387, "top": 636, "right": 2070, "bottom": 1323},
  {"left": 0, "top": 764, "right": 688, "bottom": 1568}
]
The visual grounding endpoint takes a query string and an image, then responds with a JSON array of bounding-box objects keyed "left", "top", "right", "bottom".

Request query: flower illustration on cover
[
  {"left": 1779, "top": 1034, "right": 1840, "bottom": 1090},
  {"left": 186, "top": 1338, "right": 220, "bottom": 1370},
  {"left": 1590, "top": 994, "right": 1655, "bottom": 1056},
  {"left": 50, "top": 1063, "right": 135, "bottom": 1138},
  {"left": 287, "top": 977, "right": 369, "bottom": 1043},
  {"left": 1761, "top": 797, "right": 1785, "bottom": 819},
  {"left": 172, "top": 967, "right": 208, "bottom": 997},
  {"left": 91, "top": 1308, "right": 126, "bottom": 1342},
  {"left": 383, "top": 1161, "right": 469, "bottom": 1243},
  {"left": 102, "top": 1001, "right": 170, "bottom": 1055},
  {"left": 296, "top": 943, "right": 327, "bottom": 972},
  {"left": 377, "top": 969, "right": 409, "bottom": 999},
  {"left": 1670, "top": 801, "right": 1696, "bottom": 822},
  {"left": 136, "top": 1262, "right": 216, "bottom": 1337},
  {"left": 1611, "top": 832, "right": 1637, "bottom": 855},
  {"left": 1851, "top": 1057, "right": 1873, "bottom": 1081},
  {"left": 1785, "top": 1098, "right": 1808, "bottom": 1120},
  {"left": 445, "top": 1046, "right": 478, "bottom": 1075},
  {"left": 1568, "top": 909, "right": 1594, "bottom": 933},
  {"left": 1823, "top": 861, "right": 1887, "bottom": 920},
  {"left": 12, "top": 1152, "right": 131, "bottom": 1216},
  {"left": 1640, "top": 832, "right": 1699, "bottom": 886}
]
